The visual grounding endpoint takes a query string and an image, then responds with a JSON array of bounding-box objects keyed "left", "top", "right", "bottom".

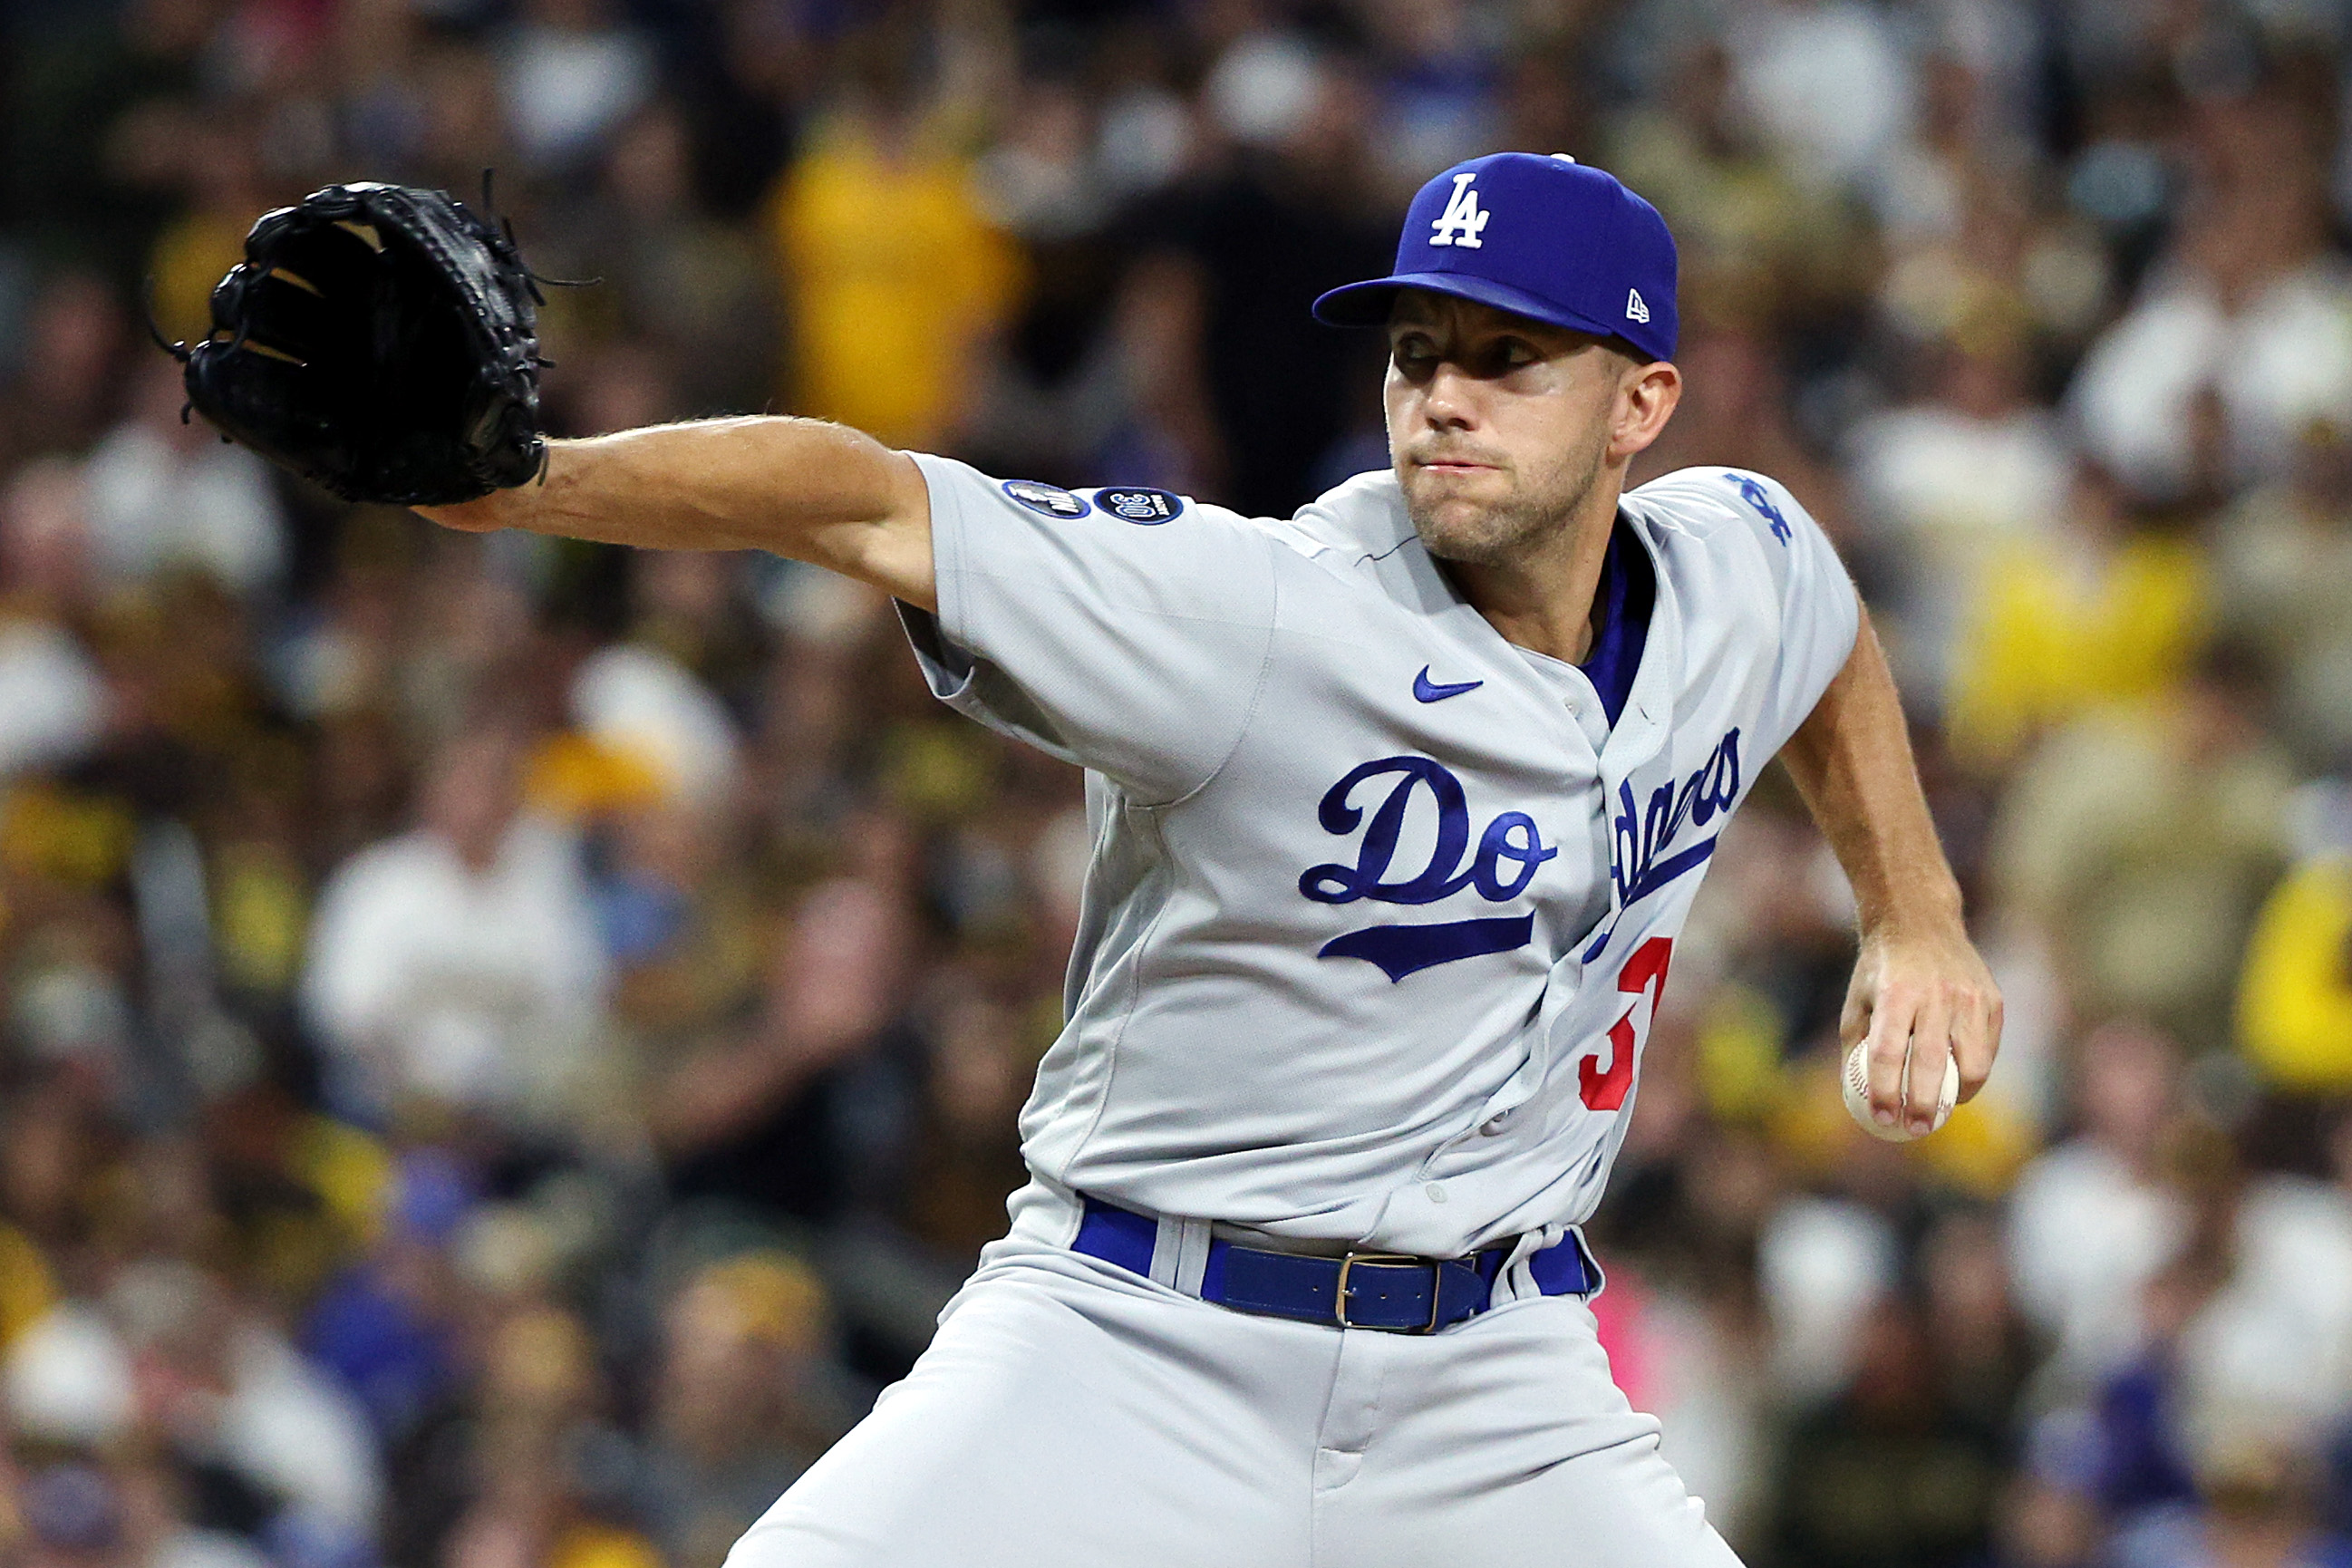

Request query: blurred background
[{"left": 2, "top": 0, "right": 2352, "bottom": 1565}]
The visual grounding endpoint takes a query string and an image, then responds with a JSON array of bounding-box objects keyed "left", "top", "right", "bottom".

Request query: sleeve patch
[
  {"left": 1093, "top": 488, "right": 1186, "bottom": 525},
  {"left": 1724, "top": 472, "right": 1792, "bottom": 544},
  {"left": 1002, "top": 479, "right": 1089, "bottom": 519}
]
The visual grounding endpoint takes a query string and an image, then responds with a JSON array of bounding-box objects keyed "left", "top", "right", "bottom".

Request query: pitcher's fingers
[
  {"left": 1839, "top": 972, "right": 1873, "bottom": 1053},
  {"left": 1953, "top": 991, "right": 1999, "bottom": 1102},
  {"left": 1863, "top": 985, "right": 1914, "bottom": 1128},
  {"left": 1904, "top": 994, "right": 1953, "bottom": 1136}
]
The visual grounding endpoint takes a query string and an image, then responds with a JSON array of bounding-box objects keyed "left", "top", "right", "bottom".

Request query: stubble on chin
[
  {"left": 1406, "top": 488, "right": 1543, "bottom": 566},
  {"left": 1399, "top": 439, "right": 1607, "bottom": 567}
]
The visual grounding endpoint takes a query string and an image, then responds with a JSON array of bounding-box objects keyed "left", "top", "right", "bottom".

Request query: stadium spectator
[
  {"left": 760, "top": 23, "right": 1018, "bottom": 451},
  {"left": 1757, "top": 1290, "right": 2007, "bottom": 1568},
  {"left": 1848, "top": 295, "right": 2073, "bottom": 712},
  {"left": 82, "top": 358, "right": 285, "bottom": 598},
  {"left": 1123, "top": 35, "right": 1393, "bottom": 513},
  {"left": 1940, "top": 460, "right": 2209, "bottom": 769},
  {"left": 2212, "top": 417, "right": 2352, "bottom": 773},
  {"left": 2070, "top": 92, "right": 2352, "bottom": 501},
  {"left": 639, "top": 1253, "right": 857, "bottom": 1568},
  {"left": 301, "top": 725, "right": 608, "bottom": 1137},
  {"left": 0, "top": 462, "right": 107, "bottom": 780},
  {"left": 2007, "top": 1019, "right": 2188, "bottom": 1396},
  {"left": 1989, "top": 642, "right": 2294, "bottom": 1047},
  {"left": 2237, "top": 837, "right": 2352, "bottom": 1095}
]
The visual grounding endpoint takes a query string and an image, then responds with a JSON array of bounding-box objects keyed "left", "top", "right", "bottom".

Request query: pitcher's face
[{"left": 1384, "top": 292, "right": 1667, "bottom": 565}]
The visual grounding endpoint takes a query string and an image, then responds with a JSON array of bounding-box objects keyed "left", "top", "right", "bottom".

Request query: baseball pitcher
[{"left": 180, "top": 152, "right": 2001, "bottom": 1565}]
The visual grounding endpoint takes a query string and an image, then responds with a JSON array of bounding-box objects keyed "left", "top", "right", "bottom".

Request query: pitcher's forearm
[
  {"left": 417, "top": 416, "right": 937, "bottom": 608},
  {"left": 1779, "top": 610, "right": 1963, "bottom": 938}
]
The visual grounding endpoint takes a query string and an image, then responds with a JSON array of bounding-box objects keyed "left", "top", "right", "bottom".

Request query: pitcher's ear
[{"left": 1613, "top": 359, "right": 1682, "bottom": 460}]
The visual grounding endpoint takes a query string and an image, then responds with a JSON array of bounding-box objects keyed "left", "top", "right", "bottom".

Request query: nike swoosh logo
[{"left": 1413, "top": 666, "right": 1484, "bottom": 702}]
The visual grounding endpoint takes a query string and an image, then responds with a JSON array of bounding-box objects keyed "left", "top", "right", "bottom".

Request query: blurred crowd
[{"left": 5, "top": 0, "right": 2352, "bottom": 1565}]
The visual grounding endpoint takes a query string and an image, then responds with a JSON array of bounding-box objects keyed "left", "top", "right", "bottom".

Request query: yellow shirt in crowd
[
  {"left": 1945, "top": 534, "right": 2209, "bottom": 768},
  {"left": 766, "top": 116, "right": 1020, "bottom": 450},
  {"left": 2239, "top": 854, "right": 2352, "bottom": 1091}
]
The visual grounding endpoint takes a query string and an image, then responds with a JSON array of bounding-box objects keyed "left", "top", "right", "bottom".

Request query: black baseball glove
[{"left": 171, "top": 180, "right": 554, "bottom": 507}]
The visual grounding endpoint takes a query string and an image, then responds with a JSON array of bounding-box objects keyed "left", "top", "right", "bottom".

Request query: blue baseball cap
[{"left": 1313, "top": 152, "right": 1679, "bottom": 363}]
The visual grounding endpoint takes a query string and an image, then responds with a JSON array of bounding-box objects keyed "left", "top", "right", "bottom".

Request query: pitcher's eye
[{"left": 1391, "top": 337, "right": 1436, "bottom": 374}]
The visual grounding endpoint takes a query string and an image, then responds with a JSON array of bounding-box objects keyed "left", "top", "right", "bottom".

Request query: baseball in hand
[{"left": 1843, "top": 1040, "right": 1960, "bottom": 1142}]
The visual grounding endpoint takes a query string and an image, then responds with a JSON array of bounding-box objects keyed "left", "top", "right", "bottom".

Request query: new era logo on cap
[{"left": 1311, "top": 152, "right": 1679, "bottom": 363}]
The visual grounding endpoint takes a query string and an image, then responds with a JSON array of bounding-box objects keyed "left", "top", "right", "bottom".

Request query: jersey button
[
  {"left": 1479, "top": 1113, "right": 1509, "bottom": 1136},
  {"left": 1425, "top": 1183, "right": 1448, "bottom": 1204}
]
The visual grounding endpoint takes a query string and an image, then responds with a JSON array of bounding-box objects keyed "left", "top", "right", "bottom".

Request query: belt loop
[
  {"left": 1492, "top": 1230, "right": 1541, "bottom": 1309},
  {"left": 1568, "top": 1226, "right": 1604, "bottom": 1298},
  {"left": 1496, "top": 1224, "right": 1598, "bottom": 1305},
  {"left": 1147, "top": 1213, "right": 1214, "bottom": 1295},
  {"left": 1171, "top": 1217, "right": 1212, "bottom": 1296},
  {"left": 1148, "top": 1213, "right": 1185, "bottom": 1289}
]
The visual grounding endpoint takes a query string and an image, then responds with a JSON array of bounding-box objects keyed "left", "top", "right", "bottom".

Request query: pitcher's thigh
[
  {"left": 1314, "top": 1298, "right": 1748, "bottom": 1568},
  {"left": 1319, "top": 1420, "right": 1744, "bottom": 1568},
  {"left": 725, "top": 1273, "right": 1318, "bottom": 1568},
  {"left": 1472, "top": 1426, "right": 1746, "bottom": 1567}
]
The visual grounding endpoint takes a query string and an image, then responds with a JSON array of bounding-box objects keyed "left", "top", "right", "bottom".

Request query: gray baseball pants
[{"left": 723, "top": 1236, "right": 1744, "bottom": 1567}]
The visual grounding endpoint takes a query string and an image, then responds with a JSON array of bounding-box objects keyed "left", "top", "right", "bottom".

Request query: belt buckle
[{"left": 1335, "top": 1252, "right": 1442, "bottom": 1333}]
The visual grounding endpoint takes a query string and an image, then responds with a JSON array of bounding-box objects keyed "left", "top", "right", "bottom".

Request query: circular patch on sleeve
[
  {"left": 1092, "top": 488, "right": 1185, "bottom": 524},
  {"left": 1002, "top": 479, "right": 1089, "bottom": 519}
]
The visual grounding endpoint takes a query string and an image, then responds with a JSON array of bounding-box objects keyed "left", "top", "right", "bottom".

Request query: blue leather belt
[{"left": 1072, "top": 1197, "right": 1595, "bottom": 1334}]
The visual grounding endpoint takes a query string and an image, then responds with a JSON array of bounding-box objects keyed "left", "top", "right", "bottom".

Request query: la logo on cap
[{"left": 1430, "top": 172, "right": 1488, "bottom": 249}]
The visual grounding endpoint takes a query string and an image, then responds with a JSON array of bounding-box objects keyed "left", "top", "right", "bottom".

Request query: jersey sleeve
[
  {"left": 895, "top": 455, "right": 1279, "bottom": 804},
  {"left": 1718, "top": 469, "right": 1861, "bottom": 754}
]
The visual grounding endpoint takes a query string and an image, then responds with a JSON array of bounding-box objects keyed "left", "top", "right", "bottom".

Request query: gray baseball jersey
[{"left": 898, "top": 456, "right": 1857, "bottom": 1260}]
